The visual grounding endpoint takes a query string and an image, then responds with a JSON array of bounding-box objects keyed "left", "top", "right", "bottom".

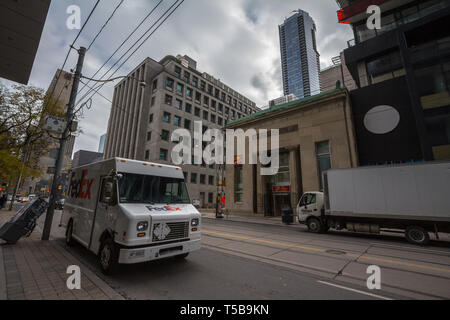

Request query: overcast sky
[{"left": 9, "top": 0, "right": 353, "bottom": 154}]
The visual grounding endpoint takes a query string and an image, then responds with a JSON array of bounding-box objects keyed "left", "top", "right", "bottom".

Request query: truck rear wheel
[
  {"left": 99, "top": 238, "right": 120, "bottom": 275},
  {"left": 307, "top": 217, "right": 326, "bottom": 234},
  {"left": 405, "top": 226, "right": 430, "bottom": 245}
]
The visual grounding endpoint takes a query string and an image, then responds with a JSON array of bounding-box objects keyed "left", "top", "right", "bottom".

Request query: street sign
[{"left": 43, "top": 116, "right": 66, "bottom": 134}]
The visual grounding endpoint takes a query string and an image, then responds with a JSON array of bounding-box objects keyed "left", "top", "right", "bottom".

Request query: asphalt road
[{"left": 51, "top": 217, "right": 427, "bottom": 300}]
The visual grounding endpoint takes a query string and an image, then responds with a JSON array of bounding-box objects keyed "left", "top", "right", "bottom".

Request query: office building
[
  {"left": 72, "top": 150, "right": 104, "bottom": 168},
  {"left": 320, "top": 52, "right": 357, "bottom": 92},
  {"left": 225, "top": 88, "right": 358, "bottom": 217},
  {"left": 279, "top": 9, "right": 321, "bottom": 99},
  {"left": 98, "top": 134, "right": 107, "bottom": 153},
  {"left": 337, "top": 0, "right": 450, "bottom": 164},
  {"left": 104, "top": 55, "right": 258, "bottom": 207}
]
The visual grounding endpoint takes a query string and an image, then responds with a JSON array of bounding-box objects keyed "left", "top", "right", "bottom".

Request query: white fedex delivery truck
[{"left": 61, "top": 158, "right": 201, "bottom": 274}]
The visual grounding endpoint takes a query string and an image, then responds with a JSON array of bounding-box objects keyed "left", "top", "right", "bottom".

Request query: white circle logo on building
[{"left": 363, "top": 105, "right": 400, "bottom": 135}]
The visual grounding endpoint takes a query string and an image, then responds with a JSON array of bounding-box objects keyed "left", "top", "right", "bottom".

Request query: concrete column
[
  {"left": 288, "top": 146, "right": 300, "bottom": 208},
  {"left": 124, "top": 71, "right": 138, "bottom": 158}
]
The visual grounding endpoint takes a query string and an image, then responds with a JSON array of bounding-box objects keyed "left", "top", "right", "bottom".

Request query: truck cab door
[
  {"left": 89, "top": 177, "right": 117, "bottom": 254},
  {"left": 297, "top": 193, "right": 318, "bottom": 222}
]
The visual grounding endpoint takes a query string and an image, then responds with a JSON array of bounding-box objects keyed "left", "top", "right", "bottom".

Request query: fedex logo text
[
  {"left": 146, "top": 205, "right": 182, "bottom": 212},
  {"left": 68, "top": 170, "right": 94, "bottom": 200}
]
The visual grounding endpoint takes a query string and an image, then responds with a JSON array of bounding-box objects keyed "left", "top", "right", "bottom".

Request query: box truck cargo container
[
  {"left": 297, "top": 161, "right": 450, "bottom": 245},
  {"left": 61, "top": 158, "right": 201, "bottom": 274}
]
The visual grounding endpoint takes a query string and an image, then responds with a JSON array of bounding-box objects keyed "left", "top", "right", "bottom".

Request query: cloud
[{"left": 14, "top": 0, "right": 353, "bottom": 154}]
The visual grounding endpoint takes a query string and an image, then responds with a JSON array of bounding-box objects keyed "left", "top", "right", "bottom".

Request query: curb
[
  {"left": 0, "top": 243, "right": 6, "bottom": 300},
  {"left": 202, "top": 215, "right": 305, "bottom": 230}
]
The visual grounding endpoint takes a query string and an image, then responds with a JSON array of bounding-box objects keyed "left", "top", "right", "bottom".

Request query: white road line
[{"left": 317, "top": 281, "right": 393, "bottom": 300}]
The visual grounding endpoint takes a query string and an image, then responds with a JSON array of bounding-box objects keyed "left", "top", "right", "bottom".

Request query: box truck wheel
[
  {"left": 307, "top": 217, "right": 326, "bottom": 234},
  {"left": 99, "top": 238, "right": 119, "bottom": 275},
  {"left": 405, "top": 226, "right": 430, "bottom": 245},
  {"left": 65, "top": 220, "right": 76, "bottom": 247}
]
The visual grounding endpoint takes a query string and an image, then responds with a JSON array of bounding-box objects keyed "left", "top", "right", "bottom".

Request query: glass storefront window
[{"left": 234, "top": 166, "right": 243, "bottom": 203}]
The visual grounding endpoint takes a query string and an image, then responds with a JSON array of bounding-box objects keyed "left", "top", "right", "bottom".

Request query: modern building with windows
[
  {"left": 104, "top": 55, "right": 258, "bottom": 207},
  {"left": 279, "top": 9, "right": 321, "bottom": 99},
  {"left": 224, "top": 87, "right": 358, "bottom": 217},
  {"left": 337, "top": 0, "right": 450, "bottom": 164}
]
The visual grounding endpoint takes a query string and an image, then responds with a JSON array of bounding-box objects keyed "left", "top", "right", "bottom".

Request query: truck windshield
[{"left": 118, "top": 173, "right": 190, "bottom": 204}]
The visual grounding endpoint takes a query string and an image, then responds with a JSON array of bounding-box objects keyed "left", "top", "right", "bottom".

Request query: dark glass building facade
[
  {"left": 337, "top": 0, "right": 450, "bottom": 164},
  {"left": 279, "top": 10, "right": 321, "bottom": 99}
]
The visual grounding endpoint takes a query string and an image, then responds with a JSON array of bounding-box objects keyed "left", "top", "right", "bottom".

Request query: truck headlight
[
  {"left": 191, "top": 218, "right": 199, "bottom": 227},
  {"left": 137, "top": 221, "right": 149, "bottom": 231}
]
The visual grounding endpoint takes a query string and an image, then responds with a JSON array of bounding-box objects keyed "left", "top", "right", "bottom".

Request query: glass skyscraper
[{"left": 279, "top": 10, "right": 321, "bottom": 99}]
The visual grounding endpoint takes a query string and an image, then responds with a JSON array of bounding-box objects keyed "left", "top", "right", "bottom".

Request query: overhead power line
[
  {"left": 77, "top": 0, "right": 164, "bottom": 99},
  {"left": 87, "top": 0, "right": 125, "bottom": 51},
  {"left": 76, "top": 0, "right": 185, "bottom": 108},
  {"left": 44, "top": 0, "right": 101, "bottom": 110}
]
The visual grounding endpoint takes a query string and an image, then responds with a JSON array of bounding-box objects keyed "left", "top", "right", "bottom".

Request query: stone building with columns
[{"left": 224, "top": 87, "right": 358, "bottom": 217}]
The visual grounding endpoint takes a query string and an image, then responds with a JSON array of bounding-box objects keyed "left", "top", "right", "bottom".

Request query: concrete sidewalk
[
  {"left": 0, "top": 207, "right": 124, "bottom": 300},
  {"left": 200, "top": 210, "right": 305, "bottom": 229}
]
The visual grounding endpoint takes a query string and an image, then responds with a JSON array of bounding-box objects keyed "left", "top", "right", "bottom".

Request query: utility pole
[{"left": 42, "top": 47, "right": 86, "bottom": 241}]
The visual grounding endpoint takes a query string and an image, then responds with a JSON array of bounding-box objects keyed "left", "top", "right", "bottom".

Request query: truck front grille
[{"left": 152, "top": 221, "right": 189, "bottom": 242}]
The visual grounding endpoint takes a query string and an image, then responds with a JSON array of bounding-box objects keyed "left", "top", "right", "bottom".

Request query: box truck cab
[
  {"left": 61, "top": 158, "right": 201, "bottom": 274},
  {"left": 297, "top": 162, "right": 450, "bottom": 245}
]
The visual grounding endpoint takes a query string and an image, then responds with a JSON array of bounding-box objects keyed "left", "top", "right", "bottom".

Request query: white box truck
[
  {"left": 297, "top": 161, "right": 450, "bottom": 245},
  {"left": 61, "top": 158, "right": 201, "bottom": 274}
]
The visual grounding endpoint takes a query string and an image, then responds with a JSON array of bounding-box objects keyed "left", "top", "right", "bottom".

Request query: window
[
  {"left": 184, "top": 119, "right": 191, "bottom": 130},
  {"left": 210, "top": 114, "right": 216, "bottom": 123},
  {"left": 225, "top": 107, "right": 229, "bottom": 115},
  {"left": 207, "top": 84, "right": 213, "bottom": 95},
  {"left": 200, "top": 174, "right": 206, "bottom": 184},
  {"left": 208, "top": 175, "right": 214, "bottom": 185},
  {"left": 208, "top": 192, "right": 213, "bottom": 204},
  {"left": 215, "top": 88, "right": 220, "bottom": 98},
  {"left": 165, "top": 94, "right": 173, "bottom": 105},
  {"left": 190, "top": 173, "right": 197, "bottom": 184},
  {"left": 174, "top": 66, "right": 181, "bottom": 78},
  {"left": 234, "top": 166, "right": 243, "bottom": 202},
  {"left": 174, "top": 115, "right": 181, "bottom": 127},
  {"left": 183, "top": 71, "right": 190, "bottom": 83},
  {"left": 200, "top": 81, "right": 206, "bottom": 91},
  {"left": 166, "top": 77, "right": 174, "bottom": 89},
  {"left": 316, "top": 141, "right": 331, "bottom": 190},
  {"left": 152, "top": 79, "right": 158, "bottom": 91},
  {"left": 118, "top": 173, "right": 190, "bottom": 204},
  {"left": 211, "top": 100, "right": 216, "bottom": 110},
  {"left": 203, "top": 111, "right": 209, "bottom": 121},
  {"left": 192, "top": 76, "right": 198, "bottom": 87},
  {"left": 366, "top": 51, "right": 404, "bottom": 84},
  {"left": 161, "top": 130, "right": 170, "bottom": 141},
  {"left": 176, "top": 99, "right": 182, "bottom": 110},
  {"left": 218, "top": 117, "right": 223, "bottom": 126},
  {"left": 194, "top": 107, "right": 201, "bottom": 117},
  {"left": 145, "top": 150, "right": 150, "bottom": 160},
  {"left": 149, "top": 114, "right": 153, "bottom": 123},
  {"left": 186, "top": 87, "right": 193, "bottom": 98},
  {"left": 147, "top": 131, "right": 152, "bottom": 141},
  {"left": 151, "top": 96, "right": 155, "bottom": 106},
  {"left": 185, "top": 103, "right": 192, "bottom": 113},
  {"left": 203, "top": 96, "right": 209, "bottom": 107},
  {"left": 218, "top": 103, "right": 223, "bottom": 112},
  {"left": 176, "top": 83, "right": 184, "bottom": 94},
  {"left": 195, "top": 91, "right": 201, "bottom": 102},
  {"left": 300, "top": 193, "right": 317, "bottom": 207},
  {"left": 160, "top": 148, "right": 168, "bottom": 161},
  {"left": 162, "top": 112, "right": 171, "bottom": 123}
]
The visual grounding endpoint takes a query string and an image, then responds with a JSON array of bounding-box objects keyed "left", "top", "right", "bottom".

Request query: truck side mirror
[{"left": 103, "top": 182, "right": 114, "bottom": 205}]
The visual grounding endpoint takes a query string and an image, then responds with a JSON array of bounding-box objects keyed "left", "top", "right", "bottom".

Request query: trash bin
[
  {"left": 281, "top": 207, "right": 294, "bottom": 225},
  {"left": 0, "top": 198, "right": 48, "bottom": 244}
]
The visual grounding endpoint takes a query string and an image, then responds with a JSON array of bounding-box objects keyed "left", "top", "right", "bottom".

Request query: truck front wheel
[
  {"left": 405, "top": 226, "right": 430, "bottom": 246},
  {"left": 99, "top": 238, "right": 120, "bottom": 275},
  {"left": 307, "top": 217, "right": 326, "bottom": 234}
]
